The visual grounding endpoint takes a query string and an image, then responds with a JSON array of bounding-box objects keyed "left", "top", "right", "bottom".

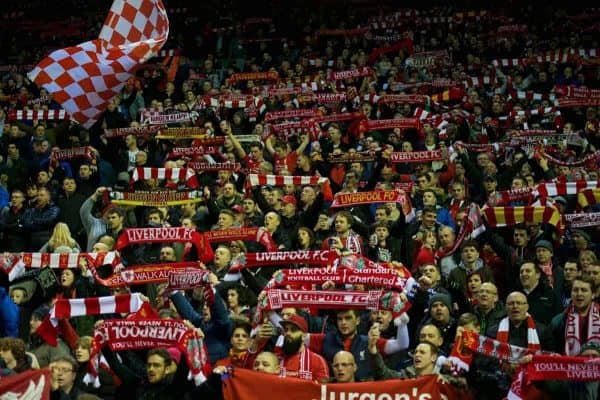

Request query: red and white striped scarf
[
  {"left": 497, "top": 314, "right": 541, "bottom": 353},
  {"left": 564, "top": 302, "right": 600, "bottom": 356},
  {"left": 37, "top": 294, "right": 144, "bottom": 346},
  {"left": 536, "top": 180, "right": 600, "bottom": 197},
  {"left": 2, "top": 252, "right": 120, "bottom": 282},
  {"left": 130, "top": 167, "right": 198, "bottom": 188},
  {"left": 280, "top": 346, "right": 313, "bottom": 381},
  {"left": 246, "top": 174, "right": 333, "bottom": 201},
  {"left": 8, "top": 109, "right": 70, "bottom": 121}
]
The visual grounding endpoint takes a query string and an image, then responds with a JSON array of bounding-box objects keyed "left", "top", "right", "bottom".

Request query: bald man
[
  {"left": 486, "top": 291, "right": 554, "bottom": 351},
  {"left": 331, "top": 351, "right": 357, "bottom": 383},
  {"left": 473, "top": 282, "right": 505, "bottom": 335}
]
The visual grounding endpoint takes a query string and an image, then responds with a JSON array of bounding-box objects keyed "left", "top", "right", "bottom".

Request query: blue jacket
[
  {"left": 321, "top": 332, "right": 372, "bottom": 381},
  {"left": 0, "top": 287, "right": 20, "bottom": 337},
  {"left": 170, "top": 292, "right": 232, "bottom": 363}
]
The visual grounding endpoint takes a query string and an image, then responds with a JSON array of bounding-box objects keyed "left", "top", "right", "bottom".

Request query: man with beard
[{"left": 279, "top": 314, "right": 329, "bottom": 382}]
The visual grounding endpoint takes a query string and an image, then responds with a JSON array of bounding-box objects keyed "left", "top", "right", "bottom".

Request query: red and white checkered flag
[{"left": 27, "top": 0, "right": 169, "bottom": 128}]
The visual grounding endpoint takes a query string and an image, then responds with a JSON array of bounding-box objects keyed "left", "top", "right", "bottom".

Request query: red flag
[
  {"left": 0, "top": 368, "right": 52, "bottom": 400},
  {"left": 27, "top": 0, "right": 169, "bottom": 128}
]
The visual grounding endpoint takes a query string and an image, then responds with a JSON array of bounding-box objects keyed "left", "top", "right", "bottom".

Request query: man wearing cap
[
  {"left": 568, "top": 230, "right": 597, "bottom": 259},
  {"left": 534, "top": 239, "right": 565, "bottom": 299},
  {"left": 415, "top": 293, "right": 457, "bottom": 355},
  {"left": 278, "top": 314, "right": 329, "bottom": 382},
  {"left": 278, "top": 194, "right": 300, "bottom": 244}
]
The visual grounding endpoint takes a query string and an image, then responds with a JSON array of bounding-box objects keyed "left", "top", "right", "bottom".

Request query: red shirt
[{"left": 281, "top": 347, "right": 330, "bottom": 382}]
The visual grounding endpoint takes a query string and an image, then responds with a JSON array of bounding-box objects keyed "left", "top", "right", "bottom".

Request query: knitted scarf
[
  {"left": 36, "top": 294, "right": 144, "bottom": 346},
  {"left": 564, "top": 302, "right": 600, "bottom": 356},
  {"left": 129, "top": 167, "right": 198, "bottom": 189},
  {"left": 496, "top": 314, "right": 541, "bottom": 353}
]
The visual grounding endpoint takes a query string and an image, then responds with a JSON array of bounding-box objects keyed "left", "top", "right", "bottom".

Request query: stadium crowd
[{"left": 0, "top": 0, "right": 599, "bottom": 399}]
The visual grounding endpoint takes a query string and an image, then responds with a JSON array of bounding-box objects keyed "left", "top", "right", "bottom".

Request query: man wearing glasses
[{"left": 50, "top": 355, "right": 84, "bottom": 399}]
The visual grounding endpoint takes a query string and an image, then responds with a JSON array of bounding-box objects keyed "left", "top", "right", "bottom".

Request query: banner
[
  {"left": 204, "top": 227, "right": 278, "bottom": 252},
  {"left": 94, "top": 262, "right": 202, "bottom": 287},
  {"left": 103, "top": 125, "right": 161, "bottom": 139},
  {"left": 109, "top": 190, "right": 203, "bottom": 206},
  {"left": 187, "top": 162, "right": 242, "bottom": 172},
  {"left": 229, "top": 251, "right": 334, "bottom": 272},
  {"left": 167, "top": 145, "right": 221, "bottom": 158},
  {"left": 359, "top": 118, "right": 420, "bottom": 133},
  {"left": 155, "top": 127, "right": 210, "bottom": 139},
  {"left": 222, "top": 368, "right": 454, "bottom": 400},
  {"left": 331, "top": 190, "right": 408, "bottom": 208},
  {"left": 90, "top": 318, "right": 209, "bottom": 386},
  {"left": 129, "top": 167, "right": 199, "bottom": 188},
  {"left": 115, "top": 227, "right": 213, "bottom": 264},
  {"left": 0, "top": 368, "right": 51, "bottom": 400},
  {"left": 525, "top": 354, "right": 600, "bottom": 382},
  {"left": 328, "top": 67, "right": 374, "bottom": 81},
  {"left": 167, "top": 268, "right": 212, "bottom": 291},
  {"left": 142, "top": 111, "right": 197, "bottom": 125},
  {"left": 564, "top": 212, "right": 600, "bottom": 228},
  {"left": 266, "top": 267, "right": 406, "bottom": 291},
  {"left": 390, "top": 150, "right": 444, "bottom": 163}
]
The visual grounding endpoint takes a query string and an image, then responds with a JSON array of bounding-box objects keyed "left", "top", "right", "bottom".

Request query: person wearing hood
[{"left": 27, "top": 305, "right": 72, "bottom": 368}]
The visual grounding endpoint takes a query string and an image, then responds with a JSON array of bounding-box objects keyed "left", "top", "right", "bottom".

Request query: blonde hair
[{"left": 48, "top": 223, "right": 77, "bottom": 251}]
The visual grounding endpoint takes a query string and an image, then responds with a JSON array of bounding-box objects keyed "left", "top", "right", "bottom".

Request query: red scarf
[
  {"left": 497, "top": 314, "right": 541, "bottom": 353},
  {"left": 564, "top": 302, "right": 600, "bottom": 355}
]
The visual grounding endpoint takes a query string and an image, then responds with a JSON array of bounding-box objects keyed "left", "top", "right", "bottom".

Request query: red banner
[
  {"left": 230, "top": 250, "right": 334, "bottom": 271},
  {"left": 115, "top": 228, "right": 213, "bottom": 264},
  {"left": 331, "top": 190, "right": 407, "bottom": 208},
  {"left": 0, "top": 368, "right": 51, "bottom": 400},
  {"left": 94, "top": 262, "right": 202, "bottom": 287},
  {"left": 390, "top": 150, "right": 444, "bottom": 163},
  {"left": 222, "top": 368, "right": 456, "bottom": 400},
  {"left": 525, "top": 354, "right": 600, "bottom": 382},
  {"left": 328, "top": 67, "right": 374, "bottom": 81}
]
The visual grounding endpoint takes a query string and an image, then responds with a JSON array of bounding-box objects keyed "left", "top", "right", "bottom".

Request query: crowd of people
[{"left": 0, "top": 1, "right": 599, "bottom": 399}]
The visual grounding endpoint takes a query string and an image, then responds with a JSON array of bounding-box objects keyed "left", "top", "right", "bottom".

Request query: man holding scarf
[{"left": 551, "top": 276, "right": 600, "bottom": 355}]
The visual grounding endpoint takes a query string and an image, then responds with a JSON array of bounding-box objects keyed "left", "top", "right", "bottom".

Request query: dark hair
[
  {"left": 422, "top": 206, "right": 438, "bottom": 215},
  {"left": 335, "top": 210, "right": 354, "bottom": 226},
  {"left": 233, "top": 320, "right": 253, "bottom": 336},
  {"left": 0, "top": 338, "right": 28, "bottom": 372},
  {"left": 147, "top": 348, "right": 172, "bottom": 365},
  {"left": 457, "top": 313, "right": 480, "bottom": 328},
  {"left": 461, "top": 240, "right": 479, "bottom": 252}
]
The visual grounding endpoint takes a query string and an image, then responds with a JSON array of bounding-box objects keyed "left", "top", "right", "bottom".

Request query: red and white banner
[
  {"left": 0, "top": 368, "right": 51, "bottom": 400},
  {"left": 94, "top": 262, "right": 202, "bottom": 287},
  {"left": 264, "top": 108, "right": 320, "bottom": 122},
  {"left": 524, "top": 354, "right": 600, "bottom": 382},
  {"left": 115, "top": 228, "right": 213, "bottom": 264},
  {"left": 390, "top": 150, "right": 444, "bottom": 163},
  {"left": 328, "top": 67, "right": 374, "bottom": 81},
  {"left": 331, "top": 190, "right": 410, "bottom": 208},
  {"left": 8, "top": 109, "right": 70, "bottom": 121},
  {"left": 167, "top": 268, "right": 212, "bottom": 291},
  {"left": 266, "top": 267, "right": 406, "bottom": 291},
  {"left": 91, "top": 318, "right": 210, "bottom": 386},
  {"left": 359, "top": 118, "right": 420, "bottom": 133},
  {"left": 130, "top": 167, "right": 198, "bottom": 188},
  {"left": 229, "top": 251, "right": 334, "bottom": 272},
  {"left": 246, "top": 174, "right": 333, "bottom": 201},
  {"left": 221, "top": 364, "right": 459, "bottom": 400}
]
